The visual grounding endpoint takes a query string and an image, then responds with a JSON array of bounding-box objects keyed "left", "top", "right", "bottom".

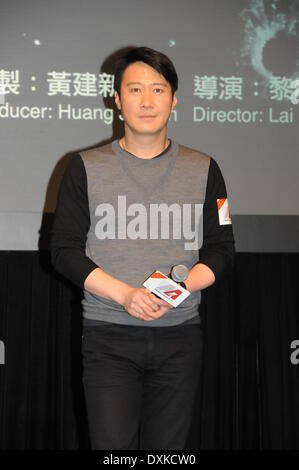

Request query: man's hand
[{"left": 123, "top": 287, "right": 173, "bottom": 321}]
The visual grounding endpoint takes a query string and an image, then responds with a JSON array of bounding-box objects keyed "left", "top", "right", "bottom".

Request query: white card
[{"left": 143, "top": 270, "right": 190, "bottom": 307}]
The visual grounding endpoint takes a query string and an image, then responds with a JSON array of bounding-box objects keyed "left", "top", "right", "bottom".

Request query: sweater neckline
[
  {"left": 116, "top": 139, "right": 172, "bottom": 160},
  {"left": 111, "top": 138, "right": 179, "bottom": 194}
]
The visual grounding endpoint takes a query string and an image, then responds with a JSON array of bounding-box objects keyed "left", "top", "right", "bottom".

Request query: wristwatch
[{"left": 179, "top": 281, "right": 187, "bottom": 290}]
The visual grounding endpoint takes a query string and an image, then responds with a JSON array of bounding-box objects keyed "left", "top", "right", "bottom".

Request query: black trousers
[{"left": 81, "top": 321, "right": 203, "bottom": 450}]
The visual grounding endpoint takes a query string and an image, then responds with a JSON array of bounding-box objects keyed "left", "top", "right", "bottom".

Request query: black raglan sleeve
[
  {"left": 50, "top": 154, "right": 99, "bottom": 288},
  {"left": 198, "top": 156, "right": 235, "bottom": 281}
]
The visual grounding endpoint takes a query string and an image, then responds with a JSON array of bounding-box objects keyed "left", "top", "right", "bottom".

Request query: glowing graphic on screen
[{"left": 239, "top": 0, "right": 299, "bottom": 88}]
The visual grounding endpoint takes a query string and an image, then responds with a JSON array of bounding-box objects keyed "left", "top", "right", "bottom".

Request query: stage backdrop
[
  {"left": 0, "top": 0, "right": 299, "bottom": 451},
  {"left": 0, "top": 0, "right": 298, "bottom": 251}
]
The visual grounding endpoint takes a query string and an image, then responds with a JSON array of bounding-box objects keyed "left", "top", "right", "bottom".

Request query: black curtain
[{"left": 0, "top": 251, "right": 298, "bottom": 449}]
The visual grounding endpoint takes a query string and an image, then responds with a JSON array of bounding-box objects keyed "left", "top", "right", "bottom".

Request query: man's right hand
[{"left": 123, "top": 287, "right": 172, "bottom": 321}]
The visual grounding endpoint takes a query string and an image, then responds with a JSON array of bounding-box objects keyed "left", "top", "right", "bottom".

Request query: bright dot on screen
[
  {"left": 168, "top": 40, "right": 176, "bottom": 47},
  {"left": 34, "top": 39, "right": 42, "bottom": 46}
]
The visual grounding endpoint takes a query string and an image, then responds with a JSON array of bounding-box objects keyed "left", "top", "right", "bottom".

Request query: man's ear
[
  {"left": 115, "top": 91, "right": 121, "bottom": 111},
  {"left": 172, "top": 91, "right": 178, "bottom": 110}
]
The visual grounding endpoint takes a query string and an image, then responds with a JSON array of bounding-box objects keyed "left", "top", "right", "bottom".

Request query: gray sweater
[{"left": 50, "top": 138, "right": 235, "bottom": 327}]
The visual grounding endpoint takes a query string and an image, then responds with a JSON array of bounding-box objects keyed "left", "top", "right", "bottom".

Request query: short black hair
[{"left": 114, "top": 46, "right": 178, "bottom": 98}]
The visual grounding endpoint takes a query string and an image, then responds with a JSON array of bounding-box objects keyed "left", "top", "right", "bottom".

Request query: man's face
[{"left": 114, "top": 61, "right": 177, "bottom": 137}]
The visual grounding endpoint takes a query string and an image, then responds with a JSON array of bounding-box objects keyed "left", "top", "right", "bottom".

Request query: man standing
[{"left": 50, "top": 46, "right": 235, "bottom": 450}]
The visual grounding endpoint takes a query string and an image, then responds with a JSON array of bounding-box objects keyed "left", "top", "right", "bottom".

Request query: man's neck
[{"left": 119, "top": 133, "right": 170, "bottom": 159}]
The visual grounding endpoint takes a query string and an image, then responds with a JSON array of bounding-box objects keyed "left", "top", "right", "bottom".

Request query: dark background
[{"left": 1, "top": 251, "right": 298, "bottom": 449}]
